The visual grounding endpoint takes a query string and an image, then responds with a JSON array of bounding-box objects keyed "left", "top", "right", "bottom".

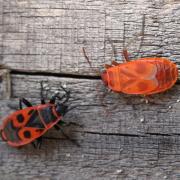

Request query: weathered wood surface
[
  {"left": 1, "top": 0, "right": 180, "bottom": 180},
  {"left": 0, "top": 68, "right": 11, "bottom": 99},
  {"left": 1, "top": 0, "right": 180, "bottom": 74}
]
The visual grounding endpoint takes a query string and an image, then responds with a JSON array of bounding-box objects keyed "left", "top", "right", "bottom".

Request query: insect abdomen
[
  {"left": 106, "top": 58, "right": 178, "bottom": 95},
  {"left": 150, "top": 59, "right": 178, "bottom": 94}
]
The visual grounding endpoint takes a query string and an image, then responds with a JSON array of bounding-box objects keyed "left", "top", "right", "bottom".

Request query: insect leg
[
  {"left": 136, "top": 14, "right": 145, "bottom": 57},
  {"left": 122, "top": 22, "right": 130, "bottom": 62},
  {"left": 104, "top": 39, "right": 120, "bottom": 67},
  {"left": 111, "top": 61, "right": 119, "bottom": 66},
  {"left": 19, "top": 98, "right": 32, "bottom": 109},
  {"left": 143, "top": 95, "right": 149, "bottom": 104},
  {"left": 36, "top": 136, "right": 43, "bottom": 149},
  {"left": 54, "top": 123, "right": 80, "bottom": 147},
  {"left": 64, "top": 122, "right": 83, "bottom": 128},
  {"left": 141, "top": 95, "right": 162, "bottom": 105},
  {"left": 82, "top": 47, "right": 93, "bottom": 69},
  {"left": 107, "top": 38, "right": 122, "bottom": 62},
  {"left": 19, "top": 100, "right": 22, "bottom": 110},
  {"left": 49, "top": 86, "right": 70, "bottom": 104},
  {"left": 58, "top": 120, "right": 83, "bottom": 128},
  {"left": 54, "top": 124, "right": 60, "bottom": 130},
  {"left": 59, "top": 85, "right": 71, "bottom": 104},
  {"left": 104, "top": 64, "right": 112, "bottom": 69},
  {"left": 40, "top": 81, "right": 46, "bottom": 104},
  {"left": 59, "top": 127, "right": 80, "bottom": 147},
  {"left": 49, "top": 92, "right": 62, "bottom": 104},
  {"left": 31, "top": 141, "right": 37, "bottom": 149},
  {"left": 49, "top": 93, "right": 67, "bottom": 104},
  {"left": 122, "top": 14, "right": 145, "bottom": 60},
  {"left": 82, "top": 47, "right": 100, "bottom": 74},
  {"left": 122, "top": 49, "right": 129, "bottom": 62},
  {"left": 59, "top": 85, "right": 69, "bottom": 94},
  {"left": 62, "top": 92, "right": 70, "bottom": 104},
  {"left": 31, "top": 137, "right": 43, "bottom": 149}
]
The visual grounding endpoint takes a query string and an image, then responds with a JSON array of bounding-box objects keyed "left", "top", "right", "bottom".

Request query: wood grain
[
  {"left": 1, "top": 0, "right": 180, "bottom": 75},
  {"left": 0, "top": 68, "right": 11, "bottom": 99},
  {"left": 1, "top": 0, "right": 180, "bottom": 179},
  {"left": 0, "top": 75, "right": 180, "bottom": 179}
]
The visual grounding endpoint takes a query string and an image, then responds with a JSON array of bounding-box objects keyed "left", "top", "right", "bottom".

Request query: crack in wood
[
  {"left": 10, "top": 70, "right": 180, "bottom": 84},
  {"left": 1, "top": 1, "right": 180, "bottom": 178},
  {"left": 77, "top": 131, "right": 180, "bottom": 137},
  {"left": 11, "top": 69, "right": 101, "bottom": 80},
  {"left": 77, "top": 130, "right": 146, "bottom": 137},
  {"left": 18, "top": 130, "right": 180, "bottom": 143}
]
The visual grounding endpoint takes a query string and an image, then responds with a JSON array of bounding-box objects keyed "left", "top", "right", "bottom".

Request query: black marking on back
[
  {"left": 3, "top": 121, "right": 20, "bottom": 142},
  {"left": 39, "top": 106, "right": 57, "bottom": 125},
  {"left": 23, "top": 130, "right": 31, "bottom": 138},
  {"left": 28, "top": 109, "right": 34, "bottom": 115},
  {"left": 26, "top": 110, "right": 45, "bottom": 129},
  {"left": 7, "top": 120, "right": 16, "bottom": 130},
  {"left": 17, "top": 114, "right": 24, "bottom": 123}
]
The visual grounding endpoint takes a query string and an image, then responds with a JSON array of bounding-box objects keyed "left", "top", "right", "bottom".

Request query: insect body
[
  {"left": 83, "top": 48, "right": 178, "bottom": 95},
  {"left": 0, "top": 85, "right": 74, "bottom": 148},
  {"left": 102, "top": 57, "right": 178, "bottom": 95}
]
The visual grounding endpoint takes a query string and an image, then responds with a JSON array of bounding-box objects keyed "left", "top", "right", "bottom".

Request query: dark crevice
[
  {"left": 145, "top": 132, "right": 172, "bottom": 136},
  {"left": 9, "top": 68, "right": 180, "bottom": 84},
  {"left": 35, "top": 132, "right": 180, "bottom": 141},
  {"left": 77, "top": 131, "right": 180, "bottom": 137},
  {"left": 11, "top": 69, "right": 101, "bottom": 80},
  {"left": 80, "top": 131, "right": 146, "bottom": 137}
]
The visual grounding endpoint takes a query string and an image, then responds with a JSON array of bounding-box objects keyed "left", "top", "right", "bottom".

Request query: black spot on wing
[
  {"left": 23, "top": 130, "right": 31, "bottom": 138},
  {"left": 26, "top": 110, "right": 45, "bottom": 129},
  {"left": 17, "top": 114, "right": 24, "bottom": 123}
]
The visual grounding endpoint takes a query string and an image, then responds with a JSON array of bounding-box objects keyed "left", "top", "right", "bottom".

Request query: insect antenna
[
  {"left": 40, "top": 81, "right": 46, "bottom": 104},
  {"left": 82, "top": 47, "right": 92, "bottom": 68},
  {"left": 40, "top": 81, "right": 51, "bottom": 103},
  {"left": 123, "top": 14, "right": 146, "bottom": 59},
  {"left": 82, "top": 47, "right": 100, "bottom": 75},
  {"left": 59, "top": 85, "right": 71, "bottom": 104},
  {"left": 82, "top": 45, "right": 116, "bottom": 117},
  {"left": 136, "top": 14, "right": 145, "bottom": 57},
  {"left": 53, "top": 85, "right": 71, "bottom": 105},
  {"left": 107, "top": 38, "right": 123, "bottom": 62}
]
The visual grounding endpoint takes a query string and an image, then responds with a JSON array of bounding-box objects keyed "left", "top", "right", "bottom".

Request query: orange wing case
[
  {"left": 106, "top": 58, "right": 178, "bottom": 95},
  {"left": 0, "top": 104, "right": 61, "bottom": 147}
]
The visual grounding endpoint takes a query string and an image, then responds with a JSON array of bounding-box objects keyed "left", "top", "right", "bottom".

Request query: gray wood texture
[
  {"left": 1, "top": 0, "right": 180, "bottom": 180},
  {"left": 0, "top": 68, "right": 11, "bottom": 99}
]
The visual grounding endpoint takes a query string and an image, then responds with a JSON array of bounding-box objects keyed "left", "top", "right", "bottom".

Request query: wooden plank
[
  {"left": 10, "top": 74, "right": 180, "bottom": 135},
  {"left": 1, "top": 0, "right": 180, "bottom": 179},
  {"left": 0, "top": 0, "right": 3, "bottom": 62},
  {"left": 0, "top": 68, "right": 11, "bottom": 99},
  {"left": 0, "top": 74, "right": 180, "bottom": 179},
  {"left": 1, "top": 0, "right": 180, "bottom": 75},
  {"left": 2, "top": 0, "right": 106, "bottom": 74}
]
